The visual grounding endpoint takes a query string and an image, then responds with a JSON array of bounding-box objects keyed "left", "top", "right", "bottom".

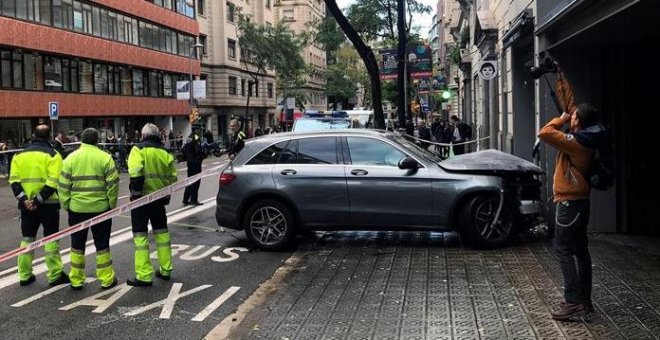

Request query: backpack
[{"left": 588, "top": 146, "right": 616, "bottom": 191}]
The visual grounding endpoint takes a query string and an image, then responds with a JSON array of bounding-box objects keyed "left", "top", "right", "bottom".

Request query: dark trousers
[
  {"left": 70, "top": 211, "right": 112, "bottom": 251},
  {"left": 21, "top": 204, "right": 59, "bottom": 239},
  {"left": 453, "top": 143, "right": 465, "bottom": 155},
  {"left": 554, "top": 199, "right": 592, "bottom": 304},
  {"left": 183, "top": 161, "right": 202, "bottom": 203},
  {"left": 131, "top": 201, "right": 167, "bottom": 233}
]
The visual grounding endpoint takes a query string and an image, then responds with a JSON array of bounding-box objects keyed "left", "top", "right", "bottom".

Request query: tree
[
  {"left": 236, "top": 14, "right": 308, "bottom": 129},
  {"left": 325, "top": 0, "right": 385, "bottom": 129},
  {"left": 314, "top": 16, "right": 346, "bottom": 61},
  {"left": 346, "top": 0, "right": 431, "bottom": 42},
  {"left": 325, "top": 46, "right": 370, "bottom": 109}
]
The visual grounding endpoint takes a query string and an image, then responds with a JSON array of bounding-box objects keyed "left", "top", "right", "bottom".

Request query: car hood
[{"left": 439, "top": 149, "right": 543, "bottom": 174}]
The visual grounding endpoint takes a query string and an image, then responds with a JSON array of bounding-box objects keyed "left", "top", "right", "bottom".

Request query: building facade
[
  {"left": 274, "top": 0, "right": 326, "bottom": 112},
  {"left": 0, "top": 0, "right": 199, "bottom": 144},
  {"left": 196, "top": 0, "right": 277, "bottom": 142}
]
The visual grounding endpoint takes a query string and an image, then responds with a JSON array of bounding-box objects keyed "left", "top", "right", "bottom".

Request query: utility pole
[{"left": 396, "top": 0, "right": 407, "bottom": 128}]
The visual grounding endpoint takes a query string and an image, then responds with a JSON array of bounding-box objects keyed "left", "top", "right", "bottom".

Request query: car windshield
[
  {"left": 389, "top": 134, "right": 444, "bottom": 164},
  {"left": 293, "top": 119, "right": 351, "bottom": 132}
]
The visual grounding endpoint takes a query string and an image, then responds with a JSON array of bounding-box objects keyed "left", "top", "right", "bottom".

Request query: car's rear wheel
[
  {"left": 243, "top": 200, "right": 296, "bottom": 250},
  {"left": 459, "top": 194, "right": 514, "bottom": 248}
]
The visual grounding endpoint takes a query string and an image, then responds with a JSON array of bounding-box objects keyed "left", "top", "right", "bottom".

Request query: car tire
[
  {"left": 459, "top": 194, "right": 514, "bottom": 248},
  {"left": 243, "top": 200, "right": 296, "bottom": 251}
]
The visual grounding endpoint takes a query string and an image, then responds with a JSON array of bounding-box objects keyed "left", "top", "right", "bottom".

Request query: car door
[
  {"left": 271, "top": 137, "right": 349, "bottom": 227},
  {"left": 343, "top": 136, "right": 433, "bottom": 227}
]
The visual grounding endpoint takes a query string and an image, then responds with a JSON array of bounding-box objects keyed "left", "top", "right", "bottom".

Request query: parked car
[
  {"left": 292, "top": 117, "right": 352, "bottom": 132},
  {"left": 215, "top": 129, "right": 543, "bottom": 250}
]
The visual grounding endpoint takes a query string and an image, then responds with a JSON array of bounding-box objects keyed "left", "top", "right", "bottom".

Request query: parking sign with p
[{"left": 49, "top": 101, "right": 59, "bottom": 120}]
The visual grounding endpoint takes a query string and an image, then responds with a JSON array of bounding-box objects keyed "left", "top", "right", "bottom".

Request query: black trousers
[
  {"left": 554, "top": 199, "right": 592, "bottom": 304},
  {"left": 21, "top": 204, "right": 59, "bottom": 239},
  {"left": 69, "top": 211, "right": 112, "bottom": 251},
  {"left": 131, "top": 201, "right": 168, "bottom": 233},
  {"left": 183, "top": 161, "right": 202, "bottom": 203}
]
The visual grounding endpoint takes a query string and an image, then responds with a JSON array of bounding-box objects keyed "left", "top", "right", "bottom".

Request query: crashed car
[{"left": 215, "top": 129, "right": 542, "bottom": 250}]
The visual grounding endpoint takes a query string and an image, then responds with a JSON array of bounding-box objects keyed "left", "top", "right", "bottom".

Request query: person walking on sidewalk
[
  {"left": 59, "top": 128, "right": 119, "bottom": 290},
  {"left": 182, "top": 132, "right": 204, "bottom": 206},
  {"left": 9, "top": 125, "right": 69, "bottom": 287},
  {"left": 228, "top": 120, "right": 246, "bottom": 160},
  {"left": 539, "top": 104, "right": 606, "bottom": 320},
  {"left": 126, "top": 123, "right": 178, "bottom": 287}
]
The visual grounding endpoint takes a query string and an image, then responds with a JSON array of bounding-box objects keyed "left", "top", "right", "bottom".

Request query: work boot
[
  {"left": 155, "top": 271, "right": 171, "bottom": 281},
  {"left": 19, "top": 274, "right": 36, "bottom": 286},
  {"left": 126, "top": 278, "right": 152, "bottom": 287},
  {"left": 101, "top": 278, "right": 118, "bottom": 290},
  {"left": 49, "top": 272, "right": 70, "bottom": 287},
  {"left": 551, "top": 302, "right": 586, "bottom": 321}
]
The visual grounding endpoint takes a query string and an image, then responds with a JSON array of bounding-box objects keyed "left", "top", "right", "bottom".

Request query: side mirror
[{"left": 398, "top": 157, "right": 420, "bottom": 170}]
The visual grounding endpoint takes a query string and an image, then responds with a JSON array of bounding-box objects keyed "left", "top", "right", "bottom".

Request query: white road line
[
  {"left": 0, "top": 197, "right": 217, "bottom": 291},
  {"left": 11, "top": 278, "right": 97, "bottom": 307},
  {"left": 191, "top": 286, "right": 241, "bottom": 322}
]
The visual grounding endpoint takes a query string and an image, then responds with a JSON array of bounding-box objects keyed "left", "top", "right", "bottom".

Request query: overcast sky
[{"left": 333, "top": 0, "right": 438, "bottom": 39}]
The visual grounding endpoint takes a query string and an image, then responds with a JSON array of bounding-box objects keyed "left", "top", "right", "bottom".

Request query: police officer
[
  {"left": 182, "top": 131, "right": 204, "bottom": 206},
  {"left": 59, "top": 128, "right": 119, "bottom": 290},
  {"left": 126, "top": 123, "right": 177, "bottom": 287},
  {"left": 228, "top": 119, "right": 246, "bottom": 160},
  {"left": 9, "top": 125, "right": 69, "bottom": 286}
]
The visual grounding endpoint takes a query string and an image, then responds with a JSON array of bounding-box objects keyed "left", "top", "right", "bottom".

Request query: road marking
[
  {"left": 124, "top": 283, "right": 212, "bottom": 319},
  {"left": 179, "top": 246, "right": 221, "bottom": 261},
  {"left": 11, "top": 278, "right": 97, "bottom": 307},
  {"left": 211, "top": 247, "right": 249, "bottom": 263},
  {"left": 192, "top": 286, "right": 240, "bottom": 322},
  {"left": 0, "top": 197, "right": 217, "bottom": 291},
  {"left": 60, "top": 283, "right": 133, "bottom": 313}
]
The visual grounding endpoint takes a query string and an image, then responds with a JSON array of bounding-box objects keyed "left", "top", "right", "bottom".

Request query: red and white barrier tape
[{"left": 0, "top": 163, "right": 226, "bottom": 263}]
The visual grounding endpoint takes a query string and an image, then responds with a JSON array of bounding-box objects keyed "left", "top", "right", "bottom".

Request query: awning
[{"left": 476, "top": 11, "right": 497, "bottom": 31}]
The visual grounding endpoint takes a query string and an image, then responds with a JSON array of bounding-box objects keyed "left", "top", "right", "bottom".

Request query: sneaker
[
  {"left": 126, "top": 278, "right": 152, "bottom": 287},
  {"left": 19, "top": 274, "right": 36, "bottom": 286},
  {"left": 155, "top": 271, "right": 171, "bottom": 281},
  {"left": 49, "top": 273, "right": 70, "bottom": 287},
  {"left": 551, "top": 302, "right": 586, "bottom": 321},
  {"left": 101, "top": 278, "right": 118, "bottom": 290}
]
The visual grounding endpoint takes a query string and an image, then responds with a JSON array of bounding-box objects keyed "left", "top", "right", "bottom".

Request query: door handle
[
  {"left": 280, "top": 169, "right": 297, "bottom": 175},
  {"left": 350, "top": 169, "right": 368, "bottom": 176}
]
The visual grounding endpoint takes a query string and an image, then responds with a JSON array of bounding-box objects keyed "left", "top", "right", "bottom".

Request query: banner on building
[
  {"left": 379, "top": 45, "right": 433, "bottom": 80},
  {"left": 176, "top": 80, "right": 207, "bottom": 100},
  {"left": 379, "top": 48, "right": 398, "bottom": 80}
]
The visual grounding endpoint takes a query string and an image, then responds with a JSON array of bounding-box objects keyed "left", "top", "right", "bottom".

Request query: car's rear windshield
[{"left": 293, "top": 119, "right": 351, "bottom": 132}]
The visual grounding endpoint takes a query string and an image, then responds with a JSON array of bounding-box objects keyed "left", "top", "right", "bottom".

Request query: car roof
[{"left": 248, "top": 129, "right": 393, "bottom": 144}]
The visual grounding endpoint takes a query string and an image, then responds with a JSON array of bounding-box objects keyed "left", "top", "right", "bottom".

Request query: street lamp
[{"left": 189, "top": 41, "right": 204, "bottom": 125}]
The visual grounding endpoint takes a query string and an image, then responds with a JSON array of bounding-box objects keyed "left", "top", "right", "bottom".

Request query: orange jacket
[{"left": 539, "top": 116, "right": 594, "bottom": 202}]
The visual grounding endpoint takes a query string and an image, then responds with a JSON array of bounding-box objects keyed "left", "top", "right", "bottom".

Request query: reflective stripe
[
  {"left": 45, "top": 249, "right": 60, "bottom": 255},
  {"left": 135, "top": 245, "right": 149, "bottom": 251},
  {"left": 36, "top": 194, "right": 44, "bottom": 203},
  {"left": 60, "top": 172, "right": 72, "bottom": 180},
  {"left": 107, "top": 177, "right": 119, "bottom": 185},
  {"left": 9, "top": 176, "right": 19, "bottom": 181},
  {"left": 96, "top": 260, "right": 113, "bottom": 269},
  {"left": 71, "top": 262, "right": 85, "bottom": 269},
  {"left": 105, "top": 167, "right": 117, "bottom": 177},
  {"left": 153, "top": 229, "right": 169, "bottom": 234},
  {"left": 47, "top": 176, "right": 58, "bottom": 183},
  {"left": 57, "top": 181, "right": 71, "bottom": 189},
  {"left": 156, "top": 241, "right": 171, "bottom": 248},
  {"left": 71, "top": 249, "right": 85, "bottom": 255},
  {"left": 97, "top": 249, "right": 111, "bottom": 255},
  {"left": 21, "top": 178, "right": 46, "bottom": 183},
  {"left": 16, "top": 192, "right": 26, "bottom": 200},
  {"left": 70, "top": 186, "right": 106, "bottom": 192},
  {"left": 133, "top": 232, "right": 148, "bottom": 238},
  {"left": 71, "top": 175, "right": 105, "bottom": 181}
]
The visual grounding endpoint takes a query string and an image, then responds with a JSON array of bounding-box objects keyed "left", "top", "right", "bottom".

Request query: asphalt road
[{"left": 0, "top": 156, "right": 294, "bottom": 340}]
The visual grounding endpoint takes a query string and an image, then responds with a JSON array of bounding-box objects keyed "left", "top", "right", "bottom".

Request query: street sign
[
  {"left": 48, "top": 102, "right": 59, "bottom": 120},
  {"left": 478, "top": 61, "right": 497, "bottom": 80}
]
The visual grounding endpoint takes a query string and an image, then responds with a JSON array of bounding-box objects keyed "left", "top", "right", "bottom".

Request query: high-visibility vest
[
  {"left": 9, "top": 140, "right": 62, "bottom": 204},
  {"left": 128, "top": 140, "right": 177, "bottom": 195},
  {"left": 59, "top": 143, "right": 119, "bottom": 213}
]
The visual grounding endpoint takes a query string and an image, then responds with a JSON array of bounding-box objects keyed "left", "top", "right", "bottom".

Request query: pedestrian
[
  {"left": 538, "top": 104, "right": 606, "bottom": 320},
  {"left": 417, "top": 121, "right": 431, "bottom": 150},
  {"left": 228, "top": 119, "right": 246, "bottom": 160},
  {"left": 182, "top": 131, "right": 204, "bottom": 206},
  {"left": 449, "top": 115, "right": 471, "bottom": 155},
  {"left": 59, "top": 128, "right": 119, "bottom": 290},
  {"left": 126, "top": 123, "right": 177, "bottom": 287},
  {"left": 168, "top": 130, "right": 175, "bottom": 150},
  {"left": 9, "top": 125, "right": 69, "bottom": 287}
]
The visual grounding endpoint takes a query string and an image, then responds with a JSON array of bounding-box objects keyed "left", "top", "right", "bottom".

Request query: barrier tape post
[{"left": 0, "top": 162, "right": 227, "bottom": 264}]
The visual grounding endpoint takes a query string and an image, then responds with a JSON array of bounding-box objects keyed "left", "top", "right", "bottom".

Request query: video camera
[{"left": 530, "top": 57, "right": 558, "bottom": 79}]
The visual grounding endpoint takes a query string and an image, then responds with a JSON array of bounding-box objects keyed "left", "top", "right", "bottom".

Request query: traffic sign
[{"left": 48, "top": 102, "right": 59, "bottom": 120}]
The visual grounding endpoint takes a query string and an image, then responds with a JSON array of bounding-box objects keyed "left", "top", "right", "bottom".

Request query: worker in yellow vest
[
  {"left": 126, "top": 123, "right": 177, "bottom": 287},
  {"left": 59, "top": 128, "right": 119, "bottom": 290},
  {"left": 9, "top": 125, "right": 69, "bottom": 286}
]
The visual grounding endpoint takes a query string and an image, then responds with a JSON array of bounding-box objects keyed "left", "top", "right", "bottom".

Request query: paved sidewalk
[{"left": 235, "top": 231, "right": 660, "bottom": 340}]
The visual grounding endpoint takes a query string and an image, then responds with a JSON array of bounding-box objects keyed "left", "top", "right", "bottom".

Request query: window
[
  {"left": 197, "top": 0, "right": 204, "bottom": 15},
  {"left": 23, "top": 53, "right": 37, "bottom": 90},
  {"left": 241, "top": 78, "right": 245, "bottom": 96},
  {"left": 277, "top": 140, "right": 297, "bottom": 164},
  {"left": 247, "top": 141, "right": 288, "bottom": 165},
  {"left": 148, "top": 71, "right": 160, "bottom": 97},
  {"left": 78, "top": 60, "right": 92, "bottom": 92},
  {"left": 227, "top": 39, "right": 236, "bottom": 59},
  {"left": 297, "top": 138, "right": 337, "bottom": 164},
  {"left": 93, "top": 63, "right": 108, "bottom": 93},
  {"left": 44, "top": 56, "right": 62, "bottom": 91},
  {"left": 121, "top": 66, "right": 132, "bottom": 95},
  {"left": 283, "top": 9, "right": 294, "bottom": 21},
  {"left": 226, "top": 2, "right": 234, "bottom": 22},
  {"left": 163, "top": 73, "right": 172, "bottom": 97},
  {"left": 254, "top": 81, "right": 258, "bottom": 97},
  {"left": 108, "top": 65, "right": 121, "bottom": 94},
  {"left": 132, "top": 69, "right": 144, "bottom": 96},
  {"left": 39, "top": 0, "right": 51, "bottom": 24},
  {"left": 247, "top": 80, "right": 253, "bottom": 96},
  {"left": 199, "top": 35, "right": 207, "bottom": 55},
  {"left": 346, "top": 137, "right": 406, "bottom": 166},
  {"left": 0, "top": 50, "right": 11, "bottom": 87},
  {"left": 267, "top": 83, "right": 273, "bottom": 98},
  {"left": 228, "top": 76, "right": 237, "bottom": 95},
  {"left": 2, "top": 0, "right": 16, "bottom": 17}
]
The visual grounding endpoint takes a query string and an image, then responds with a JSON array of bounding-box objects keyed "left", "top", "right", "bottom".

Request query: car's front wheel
[
  {"left": 459, "top": 194, "right": 514, "bottom": 248},
  {"left": 243, "top": 200, "right": 296, "bottom": 250}
]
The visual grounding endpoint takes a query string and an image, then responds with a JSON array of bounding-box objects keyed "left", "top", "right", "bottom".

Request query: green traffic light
[{"left": 442, "top": 90, "right": 451, "bottom": 100}]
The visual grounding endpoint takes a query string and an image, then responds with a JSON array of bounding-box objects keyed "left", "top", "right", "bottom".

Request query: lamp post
[{"left": 189, "top": 41, "right": 204, "bottom": 127}]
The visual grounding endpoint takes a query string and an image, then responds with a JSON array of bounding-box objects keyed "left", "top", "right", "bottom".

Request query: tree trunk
[
  {"left": 396, "top": 0, "right": 407, "bottom": 127},
  {"left": 325, "top": 0, "right": 385, "bottom": 130},
  {"left": 243, "top": 86, "right": 251, "bottom": 133}
]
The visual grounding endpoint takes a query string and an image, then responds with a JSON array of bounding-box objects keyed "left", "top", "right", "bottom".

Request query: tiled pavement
[{"left": 242, "top": 231, "right": 660, "bottom": 340}]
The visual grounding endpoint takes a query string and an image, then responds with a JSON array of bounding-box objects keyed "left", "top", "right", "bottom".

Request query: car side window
[
  {"left": 297, "top": 137, "right": 337, "bottom": 164},
  {"left": 246, "top": 141, "right": 288, "bottom": 165},
  {"left": 346, "top": 137, "right": 406, "bottom": 167}
]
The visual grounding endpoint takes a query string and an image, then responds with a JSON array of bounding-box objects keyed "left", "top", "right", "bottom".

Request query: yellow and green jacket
[
  {"left": 59, "top": 143, "right": 119, "bottom": 213},
  {"left": 9, "top": 140, "right": 62, "bottom": 208},
  {"left": 128, "top": 137, "right": 177, "bottom": 201}
]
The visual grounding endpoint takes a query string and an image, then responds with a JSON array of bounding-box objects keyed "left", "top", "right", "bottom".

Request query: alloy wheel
[
  {"left": 474, "top": 197, "right": 512, "bottom": 241},
  {"left": 249, "top": 206, "right": 288, "bottom": 246}
]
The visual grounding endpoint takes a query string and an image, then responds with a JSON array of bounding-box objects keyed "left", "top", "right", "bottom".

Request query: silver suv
[{"left": 215, "top": 130, "right": 542, "bottom": 250}]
